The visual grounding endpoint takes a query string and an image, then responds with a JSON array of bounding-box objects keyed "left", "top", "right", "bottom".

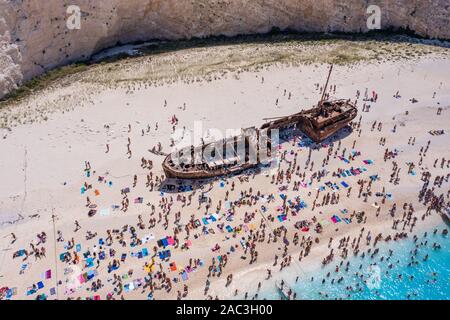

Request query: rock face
[{"left": 0, "top": 0, "right": 449, "bottom": 99}]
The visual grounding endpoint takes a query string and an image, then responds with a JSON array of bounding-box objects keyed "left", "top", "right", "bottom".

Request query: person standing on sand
[
  {"left": 74, "top": 220, "right": 81, "bottom": 232},
  {"left": 10, "top": 233, "right": 17, "bottom": 244}
]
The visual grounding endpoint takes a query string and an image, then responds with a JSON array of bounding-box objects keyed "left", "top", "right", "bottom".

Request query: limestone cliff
[{"left": 0, "top": 0, "right": 449, "bottom": 99}]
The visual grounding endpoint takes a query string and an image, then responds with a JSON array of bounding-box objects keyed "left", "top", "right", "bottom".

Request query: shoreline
[{"left": 186, "top": 210, "right": 444, "bottom": 300}]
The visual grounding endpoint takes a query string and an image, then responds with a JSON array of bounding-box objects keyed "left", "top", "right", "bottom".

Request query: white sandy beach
[{"left": 0, "top": 42, "right": 449, "bottom": 300}]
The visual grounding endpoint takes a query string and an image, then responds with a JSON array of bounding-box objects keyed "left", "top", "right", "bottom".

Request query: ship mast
[{"left": 319, "top": 64, "right": 334, "bottom": 105}]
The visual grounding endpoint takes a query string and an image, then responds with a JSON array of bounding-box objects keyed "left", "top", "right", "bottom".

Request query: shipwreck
[{"left": 162, "top": 65, "right": 357, "bottom": 180}]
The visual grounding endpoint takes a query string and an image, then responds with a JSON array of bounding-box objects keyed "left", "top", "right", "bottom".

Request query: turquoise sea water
[{"left": 259, "top": 226, "right": 449, "bottom": 300}]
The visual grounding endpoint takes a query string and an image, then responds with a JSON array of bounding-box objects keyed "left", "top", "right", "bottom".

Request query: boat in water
[{"left": 162, "top": 65, "right": 357, "bottom": 180}]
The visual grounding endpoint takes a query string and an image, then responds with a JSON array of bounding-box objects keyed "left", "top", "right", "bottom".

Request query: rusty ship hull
[
  {"left": 163, "top": 127, "right": 271, "bottom": 180},
  {"left": 298, "top": 100, "right": 358, "bottom": 143},
  {"left": 163, "top": 156, "right": 256, "bottom": 179}
]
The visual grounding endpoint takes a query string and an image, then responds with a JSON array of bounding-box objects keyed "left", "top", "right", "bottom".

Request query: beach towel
[
  {"left": 202, "top": 217, "right": 209, "bottom": 225},
  {"left": 158, "top": 250, "right": 171, "bottom": 260},
  {"left": 26, "top": 287, "right": 36, "bottom": 296},
  {"left": 142, "top": 234, "right": 155, "bottom": 243},
  {"left": 341, "top": 181, "right": 349, "bottom": 188},
  {"left": 5, "top": 289, "right": 13, "bottom": 299},
  {"left": 85, "top": 257, "right": 94, "bottom": 268},
  {"left": 124, "top": 282, "right": 135, "bottom": 293},
  {"left": 277, "top": 214, "right": 287, "bottom": 222},
  {"left": 59, "top": 252, "right": 68, "bottom": 262},
  {"left": 144, "top": 264, "right": 153, "bottom": 274},
  {"left": 320, "top": 220, "right": 330, "bottom": 227},
  {"left": 225, "top": 225, "right": 233, "bottom": 233},
  {"left": 178, "top": 185, "right": 193, "bottom": 192},
  {"left": 43, "top": 269, "right": 52, "bottom": 280},
  {"left": 167, "top": 237, "right": 175, "bottom": 246},
  {"left": 187, "top": 265, "right": 195, "bottom": 273},
  {"left": 331, "top": 215, "right": 342, "bottom": 223},
  {"left": 339, "top": 156, "right": 350, "bottom": 164},
  {"left": 37, "top": 281, "right": 44, "bottom": 289},
  {"left": 87, "top": 270, "right": 97, "bottom": 280},
  {"left": 169, "top": 262, "right": 177, "bottom": 271}
]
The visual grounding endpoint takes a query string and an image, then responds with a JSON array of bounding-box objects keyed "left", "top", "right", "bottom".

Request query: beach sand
[{"left": 0, "top": 38, "right": 449, "bottom": 300}]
